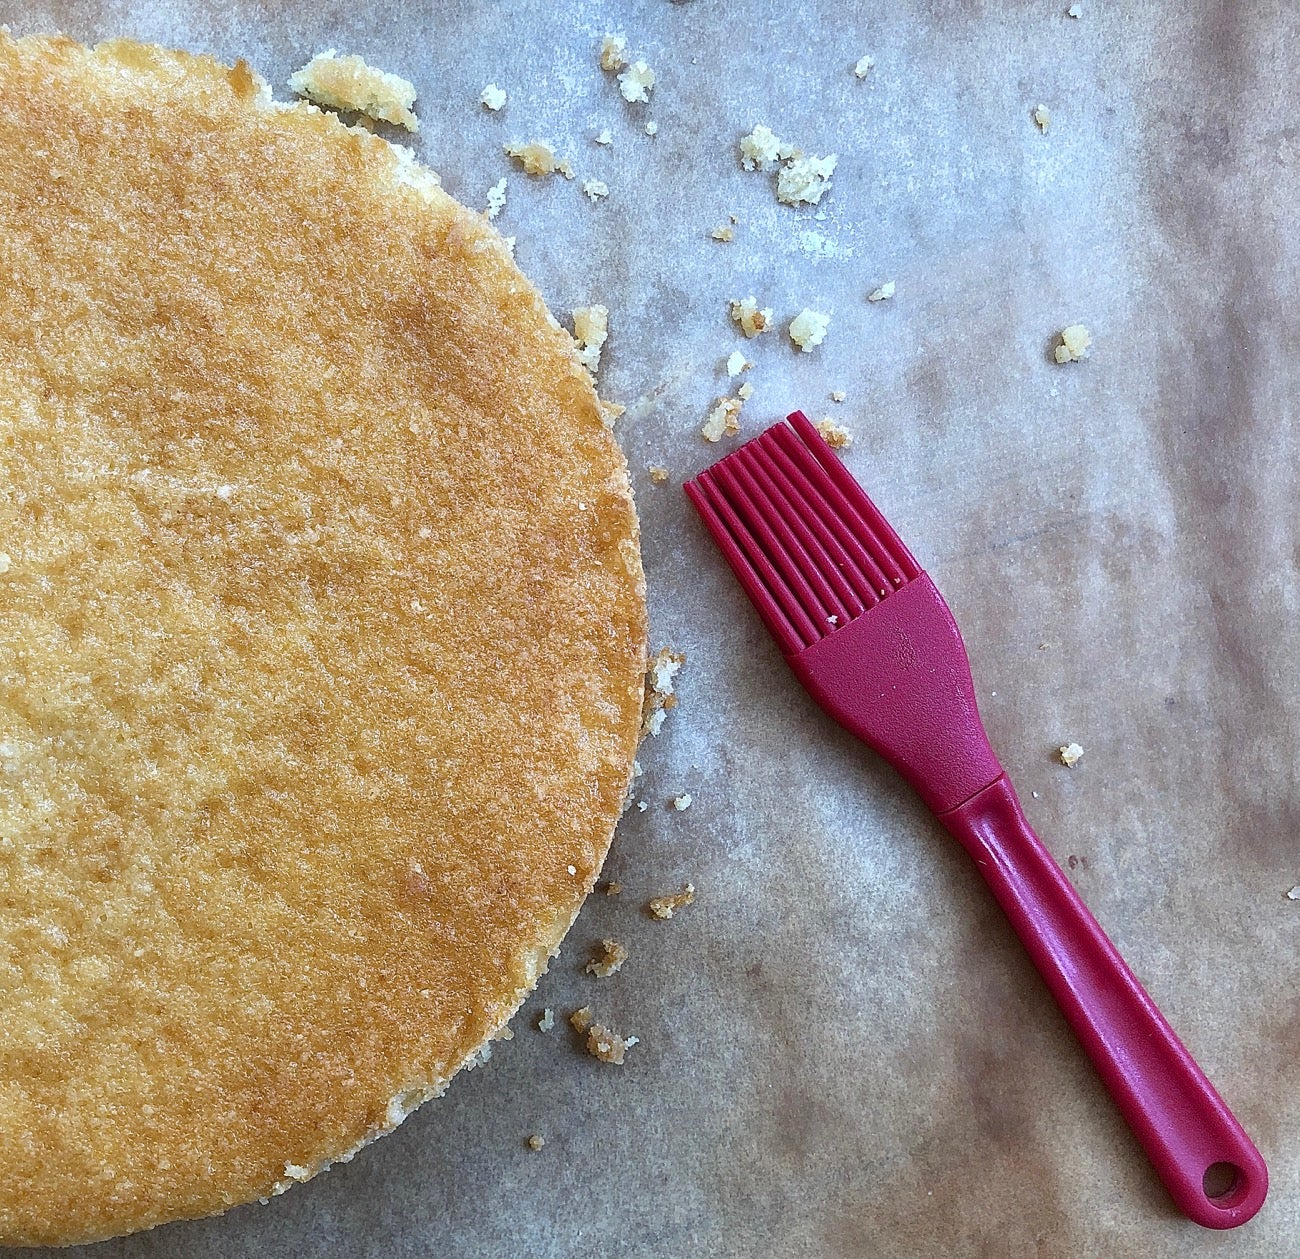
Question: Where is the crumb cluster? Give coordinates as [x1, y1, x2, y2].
[288, 50, 419, 131]
[505, 140, 574, 178]
[572, 305, 609, 374]
[641, 647, 685, 737]
[586, 939, 629, 977]
[739, 124, 837, 205]
[789, 308, 831, 352]
[648, 883, 695, 920]
[570, 1007, 639, 1064]
[1055, 324, 1091, 363]
[815, 417, 854, 450]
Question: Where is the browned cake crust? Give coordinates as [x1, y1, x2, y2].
[0, 34, 646, 1246]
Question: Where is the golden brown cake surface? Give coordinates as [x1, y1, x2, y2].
[0, 33, 645, 1246]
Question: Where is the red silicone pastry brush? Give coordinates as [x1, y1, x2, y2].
[684, 410, 1267, 1229]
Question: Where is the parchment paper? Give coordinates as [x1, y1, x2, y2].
[4, 1, 1298, 1255]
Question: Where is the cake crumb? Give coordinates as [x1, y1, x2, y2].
[527, 1134, 545, 1151]
[726, 350, 751, 377]
[739, 124, 794, 171]
[1286, 886, 1300, 901]
[789, 308, 831, 352]
[830, 390, 846, 403]
[815, 417, 854, 450]
[618, 61, 656, 103]
[729, 296, 773, 337]
[1033, 103, 1051, 133]
[648, 466, 669, 484]
[737, 382, 754, 401]
[584, 1022, 638, 1065]
[867, 280, 896, 303]
[538, 1007, 555, 1032]
[288, 50, 419, 131]
[711, 225, 735, 242]
[480, 83, 507, 111]
[598, 34, 629, 72]
[572, 305, 609, 374]
[1067, 3, 1082, 15]
[854, 55, 875, 79]
[505, 140, 574, 178]
[582, 179, 610, 203]
[644, 120, 659, 136]
[1058, 742, 1085, 768]
[641, 647, 686, 737]
[1054, 324, 1092, 363]
[594, 128, 613, 145]
[636, 800, 647, 811]
[649, 883, 695, 920]
[0, 553, 10, 573]
[598, 399, 625, 427]
[777, 153, 837, 206]
[671, 793, 692, 811]
[586, 939, 629, 977]
[485, 177, 507, 220]
[604, 881, 623, 896]
[701, 396, 744, 442]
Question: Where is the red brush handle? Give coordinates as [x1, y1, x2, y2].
[941, 775, 1268, 1228]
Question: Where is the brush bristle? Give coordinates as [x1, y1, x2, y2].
[684, 411, 921, 653]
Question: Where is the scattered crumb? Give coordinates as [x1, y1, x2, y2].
[737, 381, 754, 401]
[701, 396, 744, 442]
[1067, 3, 1082, 15]
[572, 305, 609, 374]
[570, 1006, 593, 1032]
[867, 280, 896, 303]
[830, 390, 846, 403]
[618, 61, 656, 103]
[594, 128, 613, 145]
[815, 417, 854, 450]
[641, 647, 685, 737]
[648, 465, 669, 483]
[726, 350, 751, 377]
[854, 55, 875, 79]
[777, 153, 837, 206]
[1058, 742, 1085, 768]
[789, 308, 831, 352]
[711, 225, 735, 242]
[538, 1008, 555, 1032]
[739, 124, 794, 171]
[586, 938, 629, 977]
[1054, 324, 1092, 363]
[1287, 886, 1300, 901]
[729, 296, 774, 337]
[599, 33, 629, 72]
[636, 800, 648, 811]
[582, 178, 610, 203]
[671, 793, 692, 811]
[485, 177, 507, 220]
[527, 1134, 545, 1151]
[604, 881, 623, 896]
[505, 140, 574, 178]
[1033, 103, 1051, 133]
[288, 50, 419, 131]
[649, 883, 695, 920]
[644, 120, 659, 136]
[585, 1023, 638, 1065]
[480, 83, 506, 111]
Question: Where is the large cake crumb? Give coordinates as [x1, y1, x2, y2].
[1055, 324, 1091, 363]
[789, 308, 831, 352]
[586, 939, 629, 977]
[730, 296, 773, 337]
[1058, 742, 1085, 767]
[618, 60, 655, 103]
[288, 50, 419, 131]
[649, 883, 695, 920]
[701, 396, 744, 442]
[777, 153, 837, 206]
[570, 1007, 638, 1063]
[572, 305, 609, 374]
[726, 350, 751, 377]
[599, 33, 629, 72]
[815, 417, 854, 449]
[739, 124, 794, 171]
[641, 647, 685, 737]
[505, 140, 574, 178]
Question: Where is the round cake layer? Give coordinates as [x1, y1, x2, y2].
[0, 33, 645, 1246]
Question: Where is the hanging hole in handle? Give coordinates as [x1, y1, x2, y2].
[1202, 1162, 1241, 1202]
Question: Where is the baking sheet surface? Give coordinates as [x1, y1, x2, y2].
[4, 1, 1299, 1255]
